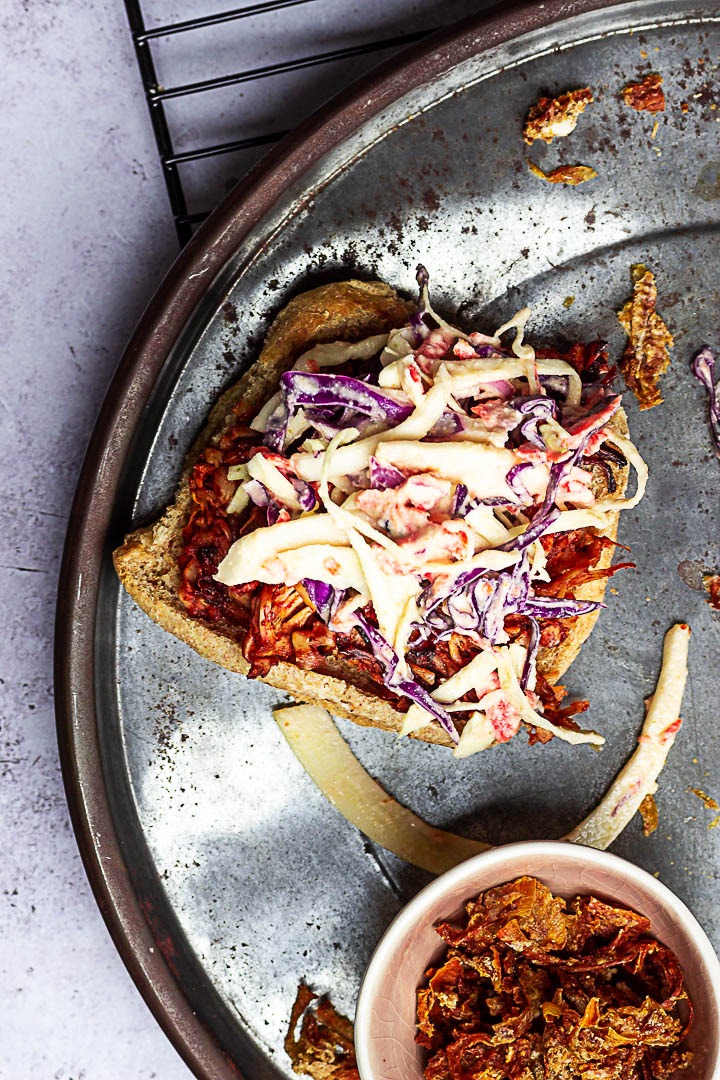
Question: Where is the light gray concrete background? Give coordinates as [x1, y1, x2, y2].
[0, 2, 486, 1077]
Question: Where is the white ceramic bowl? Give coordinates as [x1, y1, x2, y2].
[355, 841, 720, 1080]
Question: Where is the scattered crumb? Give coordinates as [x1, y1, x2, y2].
[617, 265, 674, 409]
[688, 787, 719, 811]
[710, 816, 720, 830]
[702, 574, 720, 610]
[523, 87, 593, 144]
[622, 73, 665, 113]
[527, 160, 597, 185]
[563, 295, 575, 308]
[639, 793, 659, 837]
[681, 101, 689, 113]
[650, 119, 659, 139]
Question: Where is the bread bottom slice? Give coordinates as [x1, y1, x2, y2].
[114, 280, 628, 748]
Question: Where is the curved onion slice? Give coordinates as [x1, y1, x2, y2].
[274, 705, 489, 874]
[565, 622, 690, 848]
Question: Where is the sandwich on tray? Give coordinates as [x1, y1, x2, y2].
[114, 268, 647, 755]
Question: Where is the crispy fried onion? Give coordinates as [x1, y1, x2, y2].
[617, 267, 674, 410]
[285, 984, 359, 1080]
[523, 88, 593, 144]
[526, 161, 598, 185]
[417, 876, 693, 1080]
[622, 73, 665, 113]
[639, 793, 659, 836]
[703, 573, 720, 611]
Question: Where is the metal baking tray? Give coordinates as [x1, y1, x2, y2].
[56, 2, 720, 1077]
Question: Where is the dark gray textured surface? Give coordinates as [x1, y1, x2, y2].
[100, 2, 720, 1075]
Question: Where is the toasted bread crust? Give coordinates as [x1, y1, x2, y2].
[114, 280, 628, 748]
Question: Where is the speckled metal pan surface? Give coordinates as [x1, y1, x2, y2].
[56, 2, 720, 1077]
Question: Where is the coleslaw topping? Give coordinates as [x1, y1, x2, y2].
[212, 269, 647, 749]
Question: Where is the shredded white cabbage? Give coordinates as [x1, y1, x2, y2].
[296, 334, 389, 371]
[465, 506, 513, 547]
[272, 545, 367, 593]
[226, 463, 251, 514]
[420, 283, 471, 342]
[249, 392, 281, 433]
[318, 429, 419, 671]
[497, 650, 605, 747]
[453, 712, 497, 757]
[374, 441, 522, 503]
[432, 649, 499, 704]
[246, 453, 301, 510]
[494, 307, 541, 396]
[379, 326, 415, 368]
[440, 355, 582, 406]
[215, 513, 348, 585]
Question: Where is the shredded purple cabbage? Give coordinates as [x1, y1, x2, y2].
[266, 501, 283, 526]
[501, 507, 559, 553]
[353, 612, 458, 743]
[369, 457, 405, 490]
[692, 345, 720, 460]
[245, 479, 270, 508]
[301, 579, 345, 623]
[265, 371, 412, 451]
[452, 483, 470, 517]
[523, 596, 603, 619]
[506, 461, 533, 502]
[291, 478, 317, 511]
[513, 396, 557, 448]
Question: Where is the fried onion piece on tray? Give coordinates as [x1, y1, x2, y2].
[622, 73, 666, 113]
[286, 984, 359, 1080]
[523, 87, 593, 143]
[639, 792, 659, 836]
[703, 572, 720, 610]
[416, 876, 693, 1080]
[527, 160, 597, 185]
[618, 266, 674, 409]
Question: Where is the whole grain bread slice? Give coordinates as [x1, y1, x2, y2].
[114, 279, 628, 748]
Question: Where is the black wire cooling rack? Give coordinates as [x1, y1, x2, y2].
[123, 0, 439, 246]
